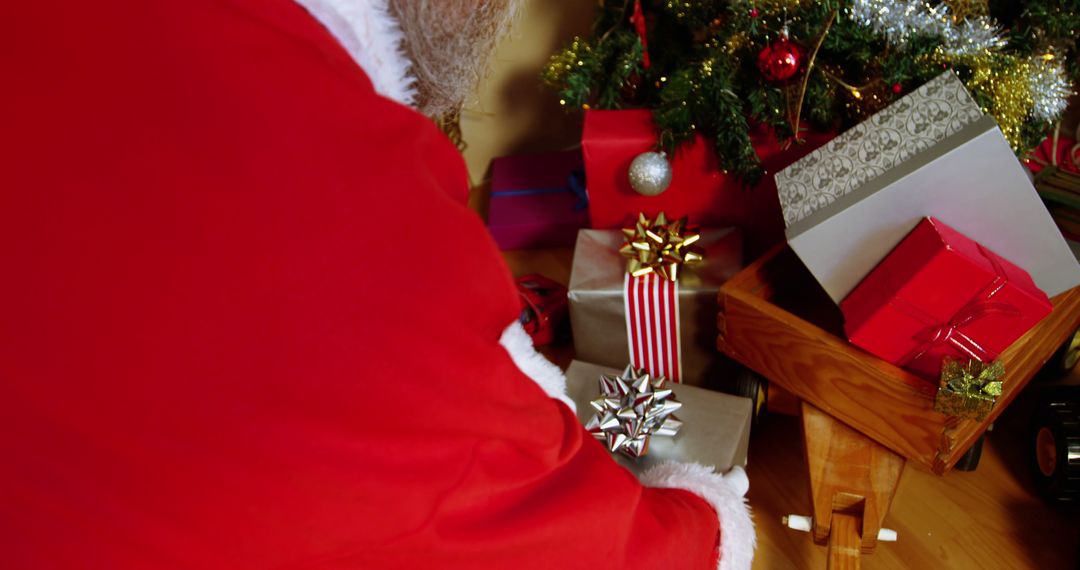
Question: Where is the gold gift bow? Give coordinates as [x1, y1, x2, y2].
[618, 212, 704, 282]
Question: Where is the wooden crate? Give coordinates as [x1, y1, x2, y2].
[717, 244, 1080, 474]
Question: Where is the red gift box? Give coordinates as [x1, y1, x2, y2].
[581, 109, 833, 257]
[840, 217, 1053, 381]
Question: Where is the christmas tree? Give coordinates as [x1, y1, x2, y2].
[543, 0, 1079, 183]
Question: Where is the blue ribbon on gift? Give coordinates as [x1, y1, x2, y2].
[492, 169, 589, 211]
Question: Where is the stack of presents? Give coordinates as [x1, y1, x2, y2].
[485, 70, 1080, 469]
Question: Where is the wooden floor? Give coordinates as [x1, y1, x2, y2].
[748, 401, 1079, 569]
[503, 247, 1080, 570]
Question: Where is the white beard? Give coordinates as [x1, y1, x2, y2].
[293, 0, 518, 118]
[388, 0, 518, 118]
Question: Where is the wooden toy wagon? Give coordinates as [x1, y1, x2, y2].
[716, 244, 1080, 569]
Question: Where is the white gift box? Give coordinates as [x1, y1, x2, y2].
[775, 71, 1080, 303]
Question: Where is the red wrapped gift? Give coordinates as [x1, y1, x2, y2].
[841, 217, 1053, 381]
[1024, 128, 1079, 176]
[581, 109, 832, 257]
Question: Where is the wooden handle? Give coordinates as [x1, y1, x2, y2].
[827, 513, 862, 570]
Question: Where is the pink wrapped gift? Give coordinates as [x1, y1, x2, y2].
[487, 150, 589, 250]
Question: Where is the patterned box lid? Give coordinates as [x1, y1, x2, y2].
[776, 71, 984, 228]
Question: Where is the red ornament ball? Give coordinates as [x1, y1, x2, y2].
[749, 7, 760, 17]
[757, 37, 804, 83]
[892, 82, 902, 94]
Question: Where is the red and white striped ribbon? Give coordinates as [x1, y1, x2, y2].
[623, 272, 682, 383]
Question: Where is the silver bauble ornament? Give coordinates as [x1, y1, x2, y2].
[628, 151, 672, 196]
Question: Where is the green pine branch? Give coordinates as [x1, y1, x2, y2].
[543, 0, 1080, 183]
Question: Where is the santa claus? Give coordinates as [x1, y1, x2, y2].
[0, 1, 754, 568]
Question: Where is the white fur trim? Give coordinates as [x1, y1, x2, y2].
[499, 321, 575, 412]
[640, 463, 755, 570]
[292, 0, 417, 106]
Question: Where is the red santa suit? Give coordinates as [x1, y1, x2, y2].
[0, 1, 754, 568]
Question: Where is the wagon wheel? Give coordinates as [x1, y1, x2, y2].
[952, 434, 985, 472]
[1040, 327, 1080, 381]
[732, 367, 768, 430]
[1031, 389, 1080, 502]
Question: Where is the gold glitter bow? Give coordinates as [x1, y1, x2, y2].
[933, 358, 1005, 421]
[619, 212, 704, 281]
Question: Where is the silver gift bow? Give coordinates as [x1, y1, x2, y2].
[585, 365, 682, 458]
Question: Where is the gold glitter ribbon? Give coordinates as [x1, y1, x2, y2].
[933, 358, 1004, 421]
[619, 212, 704, 281]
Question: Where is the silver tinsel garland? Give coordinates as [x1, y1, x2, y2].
[849, 0, 1005, 56]
[1028, 59, 1074, 123]
[850, 0, 1073, 125]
